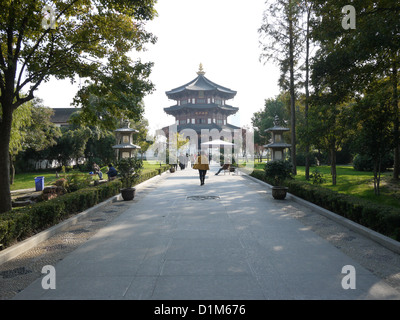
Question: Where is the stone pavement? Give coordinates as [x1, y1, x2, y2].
[6, 165, 400, 300]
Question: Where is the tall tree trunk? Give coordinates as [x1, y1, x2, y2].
[392, 59, 399, 180]
[304, 5, 311, 181]
[0, 105, 13, 213]
[9, 153, 15, 185]
[330, 147, 337, 186]
[289, 0, 297, 175]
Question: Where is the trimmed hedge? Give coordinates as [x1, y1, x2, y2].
[250, 169, 400, 241]
[0, 180, 122, 250]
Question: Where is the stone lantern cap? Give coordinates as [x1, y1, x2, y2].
[115, 127, 139, 133]
[265, 115, 290, 133]
[263, 115, 291, 149]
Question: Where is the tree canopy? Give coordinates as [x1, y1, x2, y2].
[0, 0, 157, 213]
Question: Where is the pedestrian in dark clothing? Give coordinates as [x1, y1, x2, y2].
[107, 164, 118, 181]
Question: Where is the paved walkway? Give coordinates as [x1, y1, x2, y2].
[10, 165, 400, 299]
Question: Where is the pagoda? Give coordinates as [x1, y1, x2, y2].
[162, 64, 241, 149]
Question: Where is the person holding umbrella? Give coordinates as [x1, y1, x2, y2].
[193, 151, 210, 186]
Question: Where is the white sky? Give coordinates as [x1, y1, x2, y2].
[36, 0, 281, 134]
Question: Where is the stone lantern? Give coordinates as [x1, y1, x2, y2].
[264, 115, 291, 161]
[112, 120, 141, 159]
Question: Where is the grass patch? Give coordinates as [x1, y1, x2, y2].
[253, 163, 400, 209]
[10, 172, 58, 191]
[11, 161, 167, 191]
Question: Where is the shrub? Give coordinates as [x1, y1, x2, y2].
[353, 153, 394, 172]
[310, 169, 326, 185]
[0, 179, 122, 250]
[117, 157, 143, 189]
[264, 160, 292, 186]
[286, 180, 400, 241]
[296, 152, 317, 166]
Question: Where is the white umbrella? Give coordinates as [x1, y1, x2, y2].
[201, 139, 235, 146]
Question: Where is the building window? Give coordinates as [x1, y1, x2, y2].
[181, 99, 188, 105]
[207, 98, 211, 104]
[215, 99, 221, 105]
[199, 91, 204, 98]
[217, 119, 223, 125]
[192, 98, 195, 104]
[178, 101, 181, 106]
[187, 118, 190, 124]
[224, 119, 227, 125]
[192, 119, 195, 124]
[197, 99, 205, 104]
[199, 119, 207, 124]
[208, 118, 211, 124]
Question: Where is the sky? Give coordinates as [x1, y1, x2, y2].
[36, 0, 281, 134]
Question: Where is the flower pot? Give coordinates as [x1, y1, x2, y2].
[121, 187, 136, 201]
[271, 186, 288, 200]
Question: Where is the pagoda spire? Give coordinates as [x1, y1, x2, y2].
[197, 63, 205, 75]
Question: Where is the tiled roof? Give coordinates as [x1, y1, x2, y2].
[166, 74, 237, 100]
[50, 108, 81, 124]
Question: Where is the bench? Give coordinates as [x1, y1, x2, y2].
[222, 164, 231, 175]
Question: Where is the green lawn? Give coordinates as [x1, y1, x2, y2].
[254, 163, 400, 209]
[10, 172, 59, 191]
[11, 161, 168, 191]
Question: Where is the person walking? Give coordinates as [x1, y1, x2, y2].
[193, 151, 210, 186]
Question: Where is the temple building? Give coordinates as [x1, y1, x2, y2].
[162, 64, 242, 152]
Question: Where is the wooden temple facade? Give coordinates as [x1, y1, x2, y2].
[162, 65, 242, 152]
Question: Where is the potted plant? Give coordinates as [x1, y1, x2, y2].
[117, 156, 143, 201]
[264, 160, 292, 200]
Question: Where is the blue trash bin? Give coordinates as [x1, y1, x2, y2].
[34, 176, 45, 191]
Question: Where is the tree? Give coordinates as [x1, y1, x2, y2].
[298, 0, 315, 180]
[71, 58, 155, 131]
[130, 118, 153, 158]
[310, 0, 400, 179]
[22, 99, 61, 152]
[352, 79, 394, 195]
[8, 102, 32, 184]
[84, 129, 116, 167]
[259, 0, 304, 174]
[12, 98, 61, 174]
[0, 0, 157, 213]
[307, 97, 354, 185]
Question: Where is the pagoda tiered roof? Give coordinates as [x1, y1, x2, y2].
[164, 103, 238, 116]
[166, 73, 237, 100]
[162, 122, 242, 135]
